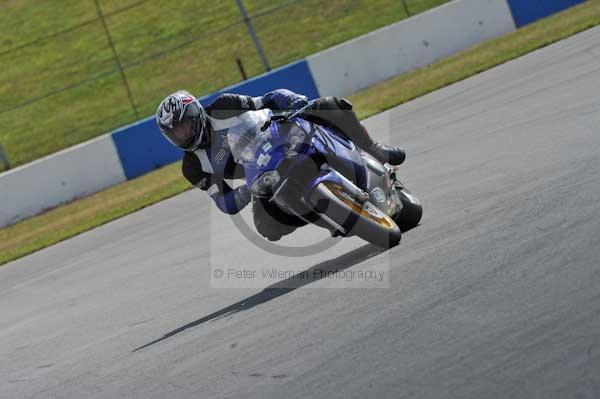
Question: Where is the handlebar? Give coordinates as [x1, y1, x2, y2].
[260, 100, 316, 131]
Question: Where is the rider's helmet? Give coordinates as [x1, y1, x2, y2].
[155, 90, 209, 151]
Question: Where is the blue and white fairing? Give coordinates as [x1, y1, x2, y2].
[226, 109, 286, 188]
[227, 109, 369, 198]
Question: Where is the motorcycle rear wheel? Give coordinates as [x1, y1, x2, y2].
[395, 188, 423, 232]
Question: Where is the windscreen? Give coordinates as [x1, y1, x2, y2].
[226, 109, 272, 163]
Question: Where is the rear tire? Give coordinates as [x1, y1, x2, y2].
[307, 182, 401, 248]
[395, 189, 422, 232]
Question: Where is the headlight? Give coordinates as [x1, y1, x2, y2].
[288, 127, 305, 147]
[250, 170, 280, 197]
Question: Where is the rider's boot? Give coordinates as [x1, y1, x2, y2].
[366, 141, 406, 166]
[358, 125, 406, 165]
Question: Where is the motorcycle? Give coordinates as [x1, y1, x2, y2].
[227, 102, 422, 248]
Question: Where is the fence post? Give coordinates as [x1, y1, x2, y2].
[94, 0, 139, 119]
[236, 58, 248, 80]
[235, 0, 271, 72]
[401, 0, 411, 17]
[0, 143, 10, 171]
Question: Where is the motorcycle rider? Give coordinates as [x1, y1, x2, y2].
[155, 89, 405, 241]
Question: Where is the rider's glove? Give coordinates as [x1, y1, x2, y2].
[289, 96, 309, 111]
[234, 185, 251, 210]
[262, 89, 308, 111]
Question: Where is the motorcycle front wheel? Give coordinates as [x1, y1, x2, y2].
[307, 181, 401, 248]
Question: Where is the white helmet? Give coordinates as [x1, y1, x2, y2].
[155, 90, 208, 151]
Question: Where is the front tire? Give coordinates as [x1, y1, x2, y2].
[307, 181, 401, 248]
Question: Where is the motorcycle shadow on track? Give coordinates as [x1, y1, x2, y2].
[133, 243, 387, 352]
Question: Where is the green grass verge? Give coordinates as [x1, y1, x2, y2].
[2, 0, 600, 266]
[0, 0, 447, 169]
[349, 0, 600, 119]
[0, 162, 190, 265]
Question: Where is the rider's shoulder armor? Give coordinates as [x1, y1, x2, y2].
[181, 131, 243, 190]
[181, 93, 260, 188]
[206, 93, 257, 120]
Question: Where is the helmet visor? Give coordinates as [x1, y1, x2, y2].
[165, 119, 194, 148]
[163, 100, 203, 149]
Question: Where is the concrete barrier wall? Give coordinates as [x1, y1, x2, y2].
[112, 60, 319, 180]
[0, 135, 126, 227]
[1, 0, 586, 227]
[306, 0, 516, 98]
[0, 60, 319, 227]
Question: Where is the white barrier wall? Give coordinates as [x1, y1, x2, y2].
[306, 0, 516, 98]
[0, 0, 520, 228]
[0, 135, 126, 227]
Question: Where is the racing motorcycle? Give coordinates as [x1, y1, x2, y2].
[227, 102, 422, 248]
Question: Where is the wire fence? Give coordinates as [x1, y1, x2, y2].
[0, 0, 301, 118]
[0, 0, 449, 170]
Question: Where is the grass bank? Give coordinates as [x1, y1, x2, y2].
[0, 0, 446, 169]
[2, 0, 599, 266]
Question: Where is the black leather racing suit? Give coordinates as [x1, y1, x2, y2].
[181, 89, 395, 241]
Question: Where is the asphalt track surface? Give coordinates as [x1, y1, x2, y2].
[2, 27, 600, 399]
